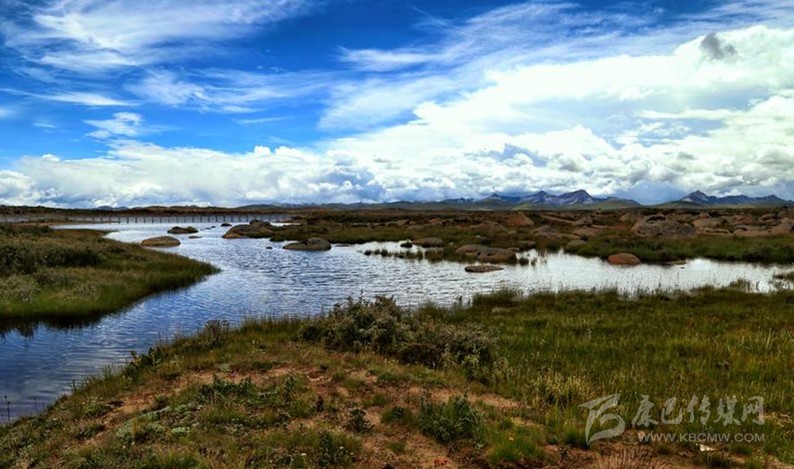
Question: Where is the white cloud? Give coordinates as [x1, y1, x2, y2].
[1, 2, 793, 206]
[15, 141, 387, 207]
[0, 88, 133, 107]
[85, 112, 144, 139]
[324, 0, 794, 130]
[235, 116, 289, 125]
[2, 0, 315, 73]
[127, 69, 331, 113]
[0, 171, 44, 205]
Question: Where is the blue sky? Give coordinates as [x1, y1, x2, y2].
[0, 0, 793, 207]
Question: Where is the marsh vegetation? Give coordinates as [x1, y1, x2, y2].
[0, 225, 216, 321]
[3, 287, 792, 467]
[261, 208, 794, 265]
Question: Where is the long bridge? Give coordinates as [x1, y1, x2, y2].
[0, 212, 285, 224]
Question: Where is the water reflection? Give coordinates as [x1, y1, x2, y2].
[0, 221, 790, 421]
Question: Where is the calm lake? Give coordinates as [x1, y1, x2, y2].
[0, 221, 790, 421]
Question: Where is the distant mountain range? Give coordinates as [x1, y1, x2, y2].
[483, 190, 639, 209]
[235, 190, 791, 212]
[17, 190, 787, 213]
[670, 191, 791, 208]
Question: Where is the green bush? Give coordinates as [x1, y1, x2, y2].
[301, 296, 496, 378]
[0, 234, 101, 277]
[418, 395, 483, 443]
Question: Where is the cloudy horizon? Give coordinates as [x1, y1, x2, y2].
[1, 0, 793, 208]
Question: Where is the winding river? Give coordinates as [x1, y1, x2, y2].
[0, 221, 790, 421]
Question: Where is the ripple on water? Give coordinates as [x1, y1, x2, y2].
[0, 221, 790, 421]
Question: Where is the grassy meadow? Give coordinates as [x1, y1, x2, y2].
[565, 233, 794, 264]
[2, 287, 793, 468]
[0, 225, 217, 321]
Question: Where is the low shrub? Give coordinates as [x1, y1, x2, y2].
[418, 395, 483, 443]
[301, 296, 496, 378]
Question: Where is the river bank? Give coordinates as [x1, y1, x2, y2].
[0, 225, 217, 322]
[2, 287, 793, 468]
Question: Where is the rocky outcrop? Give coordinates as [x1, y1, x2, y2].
[572, 227, 601, 240]
[770, 221, 793, 236]
[540, 214, 575, 226]
[469, 221, 508, 234]
[607, 253, 641, 266]
[696, 228, 731, 237]
[456, 244, 483, 255]
[504, 212, 534, 228]
[573, 215, 593, 226]
[566, 240, 587, 249]
[619, 212, 641, 224]
[455, 244, 516, 263]
[733, 227, 769, 238]
[222, 220, 275, 239]
[412, 237, 444, 248]
[167, 226, 198, 235]
[283, 238, 332, 251]
[631, 216, 696, 238]
[727, 214, 756, 225]
[465, 265, 504, 273]
[531, 225, 558, 236]
[140, 236, 181, 247]
[692, 217, 724, 229]
[476, 248, 515, 263]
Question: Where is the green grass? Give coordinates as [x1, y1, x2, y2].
[567, 233, 794, 264]
[0, 225, 217, 321]
[2, 288, 793, 467]
[429, 287, 794, 461]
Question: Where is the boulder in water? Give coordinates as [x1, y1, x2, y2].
[283, 238, 332, 251]
[168, 226, 198, 235]
[223, 220, 275, 239]
[465, 265, 504, 273]
[412, 237, 444, 247]
[454, 244, 516, 263]
[141, 236, 181, 248]
[607, 253, 641, 266]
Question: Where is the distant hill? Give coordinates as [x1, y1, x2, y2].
[660, 191, 792, 208]
[237, 190, 639, 211]
[486, 190, 639, 210]
[486, 190, 601, 205]
[6, 190, 789, 215]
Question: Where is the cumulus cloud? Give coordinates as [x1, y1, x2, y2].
[0, 1, 793, 206]
[0, 171, 44, 205]
[324, 0, 794, 130]
[700, 33, 738, 60]
[14, 142, 386, 207]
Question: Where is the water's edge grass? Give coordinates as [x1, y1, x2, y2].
[0, 225, 218, 323]
[2, 287, 792, 468]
